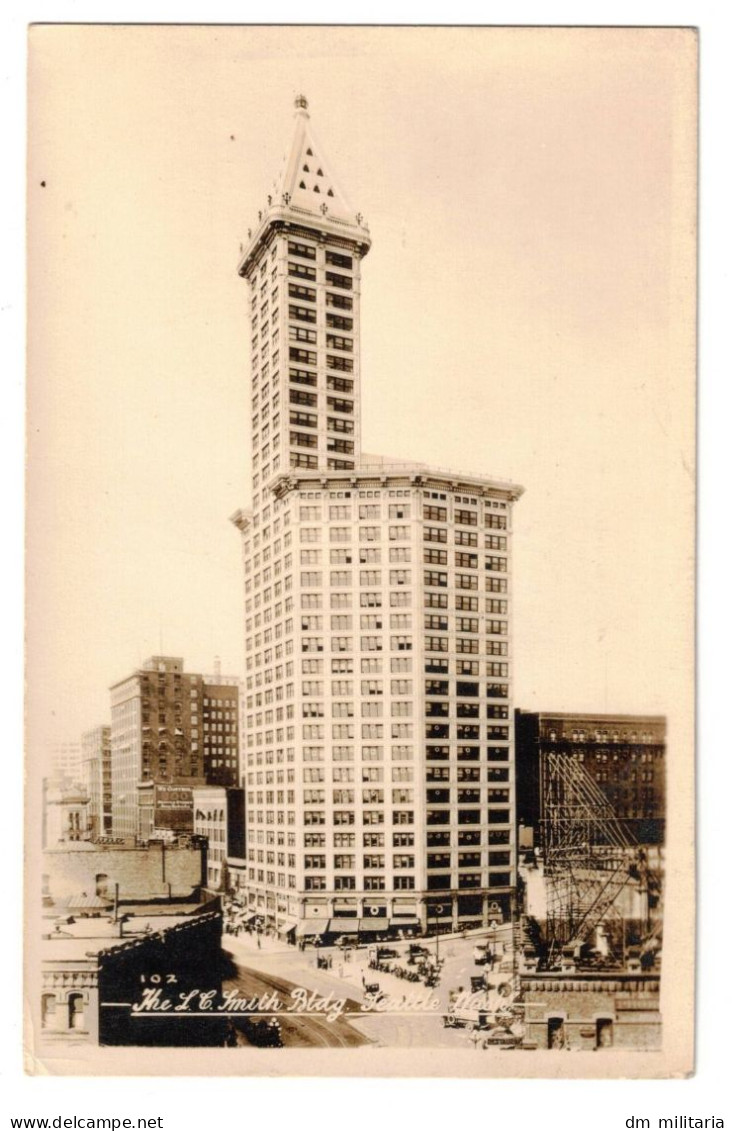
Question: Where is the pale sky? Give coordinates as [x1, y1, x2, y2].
[26, 26, 696, 763]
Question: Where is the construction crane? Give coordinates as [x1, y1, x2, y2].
[539, 751, 640, 969]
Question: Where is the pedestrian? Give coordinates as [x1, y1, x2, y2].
[257, 933, 261, 949]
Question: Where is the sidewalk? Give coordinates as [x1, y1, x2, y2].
[221, 929, 517, 1049]
[222, 929, 487, 1013]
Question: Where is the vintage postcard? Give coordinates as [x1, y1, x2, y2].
[25, 24, 696, 1077]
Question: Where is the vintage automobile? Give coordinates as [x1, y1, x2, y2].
[442, 1007, 491, 1031]
[473, 944, 488, 966]
[334, 935, 359, 949]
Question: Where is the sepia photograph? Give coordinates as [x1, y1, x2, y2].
[24, 24, 696, 1077]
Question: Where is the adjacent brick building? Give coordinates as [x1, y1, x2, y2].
[110, 656, 242, 840]
[515, 710, 666, 847]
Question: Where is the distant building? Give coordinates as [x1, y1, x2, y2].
[192, 785, 247, 892]
[110, 656, 242, 841]
[515, 710, 666, 847]
[49, 741, 83, 787]
[42, 777, 91, 848]
[81, 725, 112, 838]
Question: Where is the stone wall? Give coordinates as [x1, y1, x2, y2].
[43, 843, 205, 902]
[520, 972, 661, 1050]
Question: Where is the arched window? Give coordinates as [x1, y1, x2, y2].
[68, 993, 85, 1030]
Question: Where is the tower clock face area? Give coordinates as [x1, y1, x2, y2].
[237, 98, 522, 939]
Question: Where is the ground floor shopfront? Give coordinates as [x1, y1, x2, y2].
[238, 889, 513, 944]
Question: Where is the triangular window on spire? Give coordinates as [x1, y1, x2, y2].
[306, 147, 313, 156]
[317, 168, 323, 176]
[303, 164, 310, 172]
[313, 185, 320, 193]
[327, 189, 334, 197]
[299, 180, 306, 189]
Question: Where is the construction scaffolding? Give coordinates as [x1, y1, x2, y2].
[539, 751, 639, 968]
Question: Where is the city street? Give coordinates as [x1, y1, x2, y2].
[223, 925, 518, 1049]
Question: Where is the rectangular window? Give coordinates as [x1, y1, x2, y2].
[325, 271, 352, 291]
[326, 334, 353, 352]
[290, 367, 318, 387]
[326, 313, 353, 332]
[289, 283, 316, 302]
[289, 347, 317, 366]
[288, 240, 316, 260]
[289, 325, 317, 344]
[289, 304, 317, 324]
[290, 388, 318, 408]
[326, 292, 353, 311]
[325, 250, 353, 270]
[288, 261, 317, 283]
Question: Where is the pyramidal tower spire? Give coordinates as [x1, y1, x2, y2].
[238, 97, 371, 478]
[272, 94, 360, 226]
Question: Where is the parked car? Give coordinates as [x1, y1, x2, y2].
[443, 1007, 491, 1031]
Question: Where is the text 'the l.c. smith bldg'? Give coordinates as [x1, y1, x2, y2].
[231, 96, 524, 941]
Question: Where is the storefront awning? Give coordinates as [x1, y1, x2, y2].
[296, 918, 330, 937]
[329, 919, 359, 934]
[277, 918, 298, 934]
[358, 918, 389, 933]
[389, 917, 420, 928]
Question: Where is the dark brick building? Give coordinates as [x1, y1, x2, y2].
[515, 710, 666, 847]
[111, 656, 242, 840]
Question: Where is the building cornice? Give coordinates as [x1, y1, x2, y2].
[267, 464, 524, 502]
[238, 207, 371, 278]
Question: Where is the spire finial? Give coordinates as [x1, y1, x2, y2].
[295, 94, 309, 112]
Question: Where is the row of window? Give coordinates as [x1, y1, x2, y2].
[304, 876, 415, 890]
[244, 826, 510, 849]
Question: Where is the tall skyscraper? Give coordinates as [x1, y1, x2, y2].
[110, 655, 242, 841]
[233, 98, 524, 938]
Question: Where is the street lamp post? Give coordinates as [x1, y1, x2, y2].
[434, 905, 444, 964]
